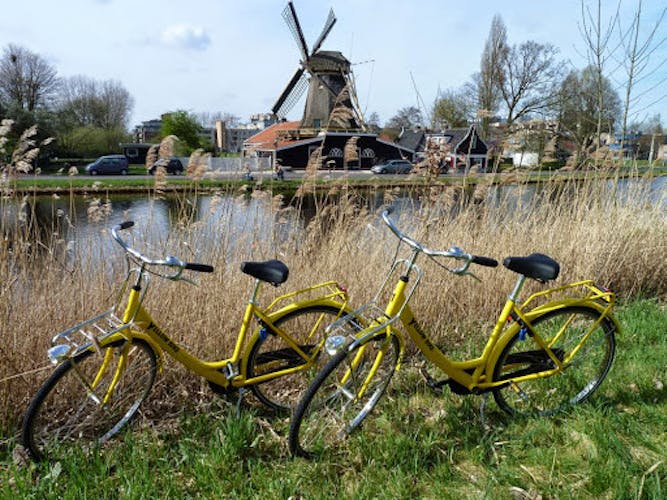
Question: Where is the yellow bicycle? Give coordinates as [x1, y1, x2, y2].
[21, 221, 351, 461]
[289, 208, 620, 457]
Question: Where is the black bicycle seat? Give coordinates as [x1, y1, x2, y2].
[240, 260, 289, 285]
[503, 253, 560, 282]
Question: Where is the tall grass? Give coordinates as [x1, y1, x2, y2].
[1, 150, 666, 458]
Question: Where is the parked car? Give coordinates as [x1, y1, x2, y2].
[85, 155, 129, 176]
[148, 157, 184, 175]
[370, 159, 413, 174]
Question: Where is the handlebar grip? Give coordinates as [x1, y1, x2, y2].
[119, 220, 134, 230]
[471, 255, 498, 267]
[185, 263, 214, 273]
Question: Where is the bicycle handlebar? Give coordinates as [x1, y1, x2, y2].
[381, 207, 498, 273]
[111, 221, 214, 279]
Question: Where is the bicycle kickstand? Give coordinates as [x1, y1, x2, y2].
[479, 393, 490, 432]
[235, 387, 248, 418]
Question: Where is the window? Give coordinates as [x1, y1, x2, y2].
[328, 147, 343, 157]
[361, 148, 375, 158]
[313, 119, 321, 129]
[126, 148, 139, 158]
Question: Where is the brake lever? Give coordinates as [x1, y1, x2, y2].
[178, 276, 198, 286]
[462, 271, 481, 282]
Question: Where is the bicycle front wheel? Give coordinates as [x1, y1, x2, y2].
[289, 331, 400, 458]
[246, 305, 347, 412]
[492, 306, 616, 417]
[22, 338, 157, 461]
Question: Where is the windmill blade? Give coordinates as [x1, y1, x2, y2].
[272, 67, 308, 118]
[282, 1, 309, 62]
[310, 8, 336, 56]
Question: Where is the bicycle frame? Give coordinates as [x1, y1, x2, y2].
[331, 210, 621, 397]
[67, 272, 349, 393]
[48, 254, 349, 403]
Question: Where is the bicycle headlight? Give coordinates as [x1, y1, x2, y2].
[325, 335, 346, 356]
[47, 344, 71, 365]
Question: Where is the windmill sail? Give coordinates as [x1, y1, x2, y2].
[311, 8, 336, 55]
[272, 68, 308, 118]
[282, 1, 309, 61]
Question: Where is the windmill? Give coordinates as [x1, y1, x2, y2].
[272, 1, 365, 131]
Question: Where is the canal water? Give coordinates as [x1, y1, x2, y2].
[2, 176, 665, 266]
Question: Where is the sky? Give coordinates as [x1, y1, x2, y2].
[2, 0, 665, 130]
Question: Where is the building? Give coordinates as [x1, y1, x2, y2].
[119, 143, 156, 164]
[243, 121, 413, 170]
[133, 119, 162, 143]
[398, 125, 489, 172]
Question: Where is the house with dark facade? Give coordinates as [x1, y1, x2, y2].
[119, 143, 156, 164]
[398, 125, 488, 172]
[243, 121, 413, 170]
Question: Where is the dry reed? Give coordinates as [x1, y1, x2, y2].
[0, 168, 665, 438]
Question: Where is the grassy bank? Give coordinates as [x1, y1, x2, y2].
[5, 164, 667, 196]
[0, 171, 665, 496]
[1, 299, 665, 497]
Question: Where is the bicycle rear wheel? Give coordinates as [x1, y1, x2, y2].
[247, 305, 346, 412]
[22, 338, 157, 461]
[492, 306, 616, 417]
[289, 331, 400, 458]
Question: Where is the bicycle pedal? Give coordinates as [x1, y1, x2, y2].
[420, 367, 447, 393]
[224, 362, 240, 380]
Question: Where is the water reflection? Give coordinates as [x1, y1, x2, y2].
[2, 176, 665, 263]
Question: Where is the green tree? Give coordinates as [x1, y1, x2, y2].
[385, 106, 423, 130]
[161, 111, 202, 152]
[432, 88, 473, 129]
[558, 65, 621, 153]
[474, 14, 507, 135]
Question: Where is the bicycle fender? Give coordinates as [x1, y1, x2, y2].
[239, 299, 352, 376]
[484, 299, 620, 381]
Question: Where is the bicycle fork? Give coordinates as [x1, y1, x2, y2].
[70, 342, 130, 408]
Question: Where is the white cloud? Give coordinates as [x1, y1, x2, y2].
[159, 25, 211, 51]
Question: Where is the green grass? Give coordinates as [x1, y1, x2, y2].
[8, 165, 666, 197]
[2, 299, 665, 498]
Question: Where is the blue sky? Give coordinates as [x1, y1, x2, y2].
[2, 0, 665, 129]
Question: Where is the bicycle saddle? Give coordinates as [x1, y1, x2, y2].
[241, 259, 289, 286]
[502, 253, 560, 282]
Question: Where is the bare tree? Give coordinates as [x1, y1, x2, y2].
[386, 106, 423, 129]
[578, 0, 622, 152]
[616, 0, 667, 155]
[57, 76, 133, 130]
[98, 80, 134, 130]
[196, 111, 240, 128]
[497, 41, 565, 125]
[0, 44, 59, 112]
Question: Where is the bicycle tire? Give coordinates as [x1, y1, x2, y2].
[492, 305, 616, 417]
[246, 305, 345, 412]
[289, 331, 400, 458]
[22, 338, 157, 461]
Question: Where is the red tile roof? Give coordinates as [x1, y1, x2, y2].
[244, 121, 301, 151]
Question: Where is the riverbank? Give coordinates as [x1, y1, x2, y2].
[5, 165, 667, 196]
[1, 170, 665, 497]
